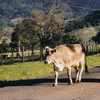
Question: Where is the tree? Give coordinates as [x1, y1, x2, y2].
[12, 18, 40, 61]
[0, 37, 11, 53]
[12, 18, 39, 57]
[30, 1, 70, 61]
[92, 32, 100, 43]
[13, 18, 38, 45]
[65, 19, 84, 33]
[12, 0, 75, 61]
[62, 33, 83, 44]
[83, 11, 100, 27]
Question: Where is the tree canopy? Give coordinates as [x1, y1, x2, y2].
[12, 18, 39, 47]
[92, 32, 100, 43]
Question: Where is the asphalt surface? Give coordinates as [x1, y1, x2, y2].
[0, 66, 100, 100]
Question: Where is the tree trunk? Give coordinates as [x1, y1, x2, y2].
[18, 41, 21, 52]
[40, 39, 44, 61]
[40, 46, 43, 61]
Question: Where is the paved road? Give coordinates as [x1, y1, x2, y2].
[0, 66, 100, 100]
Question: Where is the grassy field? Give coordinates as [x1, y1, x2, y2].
[0, 54, 100, 81]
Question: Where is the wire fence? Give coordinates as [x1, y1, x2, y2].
[85, 44, 100, 56]
[0, 46, 41, 65]
[0, 44, 100, 65]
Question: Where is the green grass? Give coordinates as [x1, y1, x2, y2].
[0, 61, 54, 81]
[86, 54, 100, 68]
[0, 54, 100, 81]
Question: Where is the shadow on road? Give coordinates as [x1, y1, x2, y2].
[0, 78, 100, 88]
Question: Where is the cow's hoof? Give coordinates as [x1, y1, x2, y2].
[68, 82, 73, 85]
[53, 83, 57, 87]
[77, 80, 81, 83]
[75, 79, 81, 83]
[75, 80, 78, 83]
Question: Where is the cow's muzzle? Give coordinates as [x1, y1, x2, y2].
[44, 60, 48, 64]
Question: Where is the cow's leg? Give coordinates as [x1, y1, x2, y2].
[74, 66, 79, 83]
[78, 62, 84, 83]
[53, 66, 58, 86]
[67, 68, 73, 85]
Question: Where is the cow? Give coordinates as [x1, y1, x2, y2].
[44, 44, 89, 86]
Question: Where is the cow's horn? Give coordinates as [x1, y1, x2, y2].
[45, 46, 49, 50]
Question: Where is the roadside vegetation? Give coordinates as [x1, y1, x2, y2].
[0, 54, 100, 82]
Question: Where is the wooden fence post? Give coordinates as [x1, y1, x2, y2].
[12, 48, 14, 63]
[31, 46, 34, 61]
[92, 44, 94, 55]
[96, 44, 98, 54]
[99, 45, 100, 53]
[1, 48, 3, 65]
[90, 46, 91, 54]
[22, 46, 25, 62]
[86, 45, 88, 56]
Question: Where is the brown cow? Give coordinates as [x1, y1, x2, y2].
[44, 44, 88, 86]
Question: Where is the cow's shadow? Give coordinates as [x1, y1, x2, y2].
[0, 78, 100, 88]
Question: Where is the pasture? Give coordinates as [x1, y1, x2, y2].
[0, 54, 100, 82]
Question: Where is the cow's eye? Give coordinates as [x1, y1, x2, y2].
[45, 51, 50, 57]
[46, 51, 49, 55]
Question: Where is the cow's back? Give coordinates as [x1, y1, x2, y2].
[54, 44, 85, 65]
[55, 44, 83, 56]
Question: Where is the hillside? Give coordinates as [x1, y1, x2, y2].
[1, 0, 100, 19]
[1, 0, 100, 31]
[1, 0, 100, 43]
[0, 0, 53, 31]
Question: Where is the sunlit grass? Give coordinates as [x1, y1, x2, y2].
[0, 54, 100, 81]
[86, 54, 100, 68]
[0, 61, 53, 81]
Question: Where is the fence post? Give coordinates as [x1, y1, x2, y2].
[31, 46, 34, 61]
[1, 48, 3, 65]
[86, 45, 88, 56]
[99, 45, 100, 53]
[96, 44, 98, 54]
[12, 48, 14, 63]
[22, 46, 25, 62]
[90, 46, 91, 55]
[92, 44, 94, 55]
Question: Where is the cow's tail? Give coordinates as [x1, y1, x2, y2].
[81, 44, 89, 73]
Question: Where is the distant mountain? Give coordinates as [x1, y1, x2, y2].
[0, 0, 53, 20]
[0, 0, 53, 31]
[0, 0, 100, 31]
[1, 0, 100, 20]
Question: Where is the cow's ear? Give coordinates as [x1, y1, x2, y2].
[51, 49, 56, 54]
[45, 46, 52, 56]
[45, 46, 52, 51]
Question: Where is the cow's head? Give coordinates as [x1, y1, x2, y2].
[44, 46, 56, 64]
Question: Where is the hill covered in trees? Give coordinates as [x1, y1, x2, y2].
[1, 0, 100, 31]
